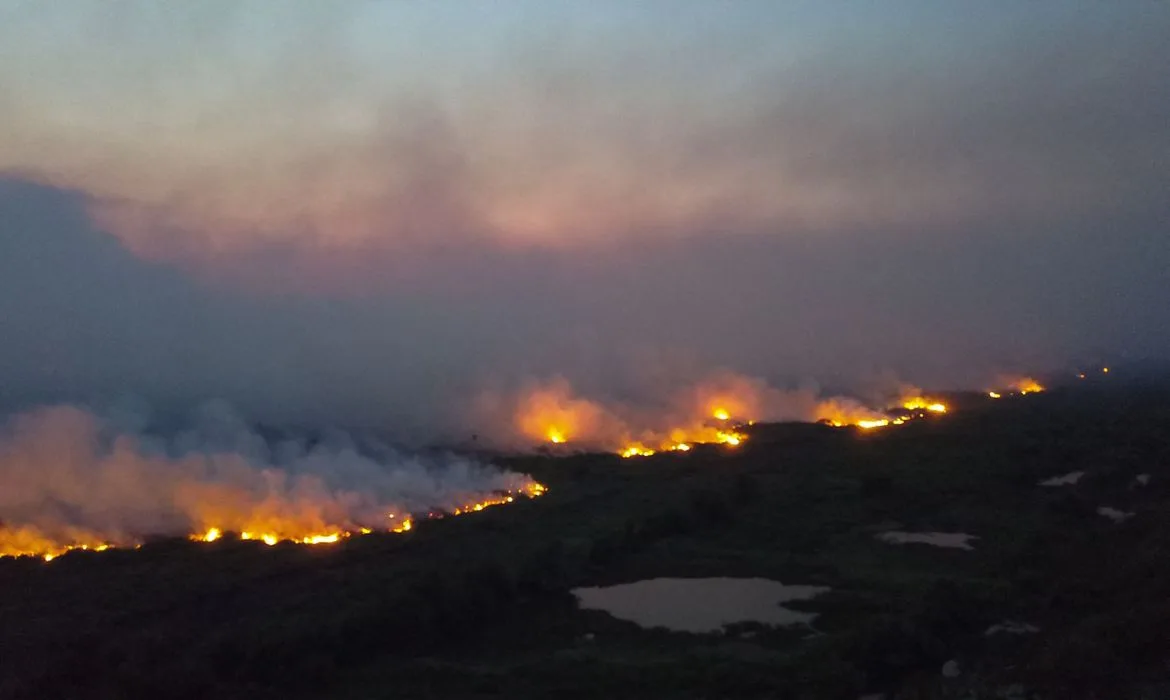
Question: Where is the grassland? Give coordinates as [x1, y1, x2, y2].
[2, 383, 1168, 699]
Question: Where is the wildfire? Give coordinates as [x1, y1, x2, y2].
[621, 444, 657, 458]
[511, 371, 1047, 457]
[4, 483, 546, 563]
[901, 397, 947, 413]
[717, 430, 742, 446]
[1015, 378, 1045, 394]
[816, 397, 891, 431]
[618, 426, 746, 459]
[988, 377, 1045, 397]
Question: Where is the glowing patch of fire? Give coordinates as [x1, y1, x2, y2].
[5, 483, 546, 562]
[901, 397, 948, 413]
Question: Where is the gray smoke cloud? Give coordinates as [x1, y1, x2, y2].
[1, 174, 1168, 443]
[0, 3, 1168, 440]
[0, 399, 538, 557]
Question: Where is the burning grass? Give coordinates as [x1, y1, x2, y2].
[0, 405, 547, 562]
[2, 483, 548, 562]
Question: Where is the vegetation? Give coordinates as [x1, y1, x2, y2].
[2, 384, 1168, 699]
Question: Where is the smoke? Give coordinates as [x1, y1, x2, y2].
[0, 401, 539, 558]
[473, 370, 907, 452]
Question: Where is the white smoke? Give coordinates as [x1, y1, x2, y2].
[0, 401, 538, 556]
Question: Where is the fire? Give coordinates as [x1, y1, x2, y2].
[391, 518, 413, 533]
[902, 397, 947, 413]
[815, 397, 890, 430]
[988, 377, 1044, 398]
[196, 485, 547, 551]
[712, 408, 731, 422]
[513, 377, 618, 448]
[0, 403, 551, 564]
[619, 425, 745, 458]
[0, 525, 118, 562]
[621, 444, 657, 458]
[1015, 378, 1044, 394]
[717, 431, 742, 446]
[5, 482, 547, 562]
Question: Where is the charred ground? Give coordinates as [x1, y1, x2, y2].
[2, 383, 1169, 699]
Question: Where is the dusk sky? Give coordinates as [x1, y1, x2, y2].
[1, 2, 1167, 437]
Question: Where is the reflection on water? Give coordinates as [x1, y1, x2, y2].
[1039, 471, 1084, 486]
[572, 577, 829, 633]
[1097, 506, 1134, 522]
[876, 531, 976, 550]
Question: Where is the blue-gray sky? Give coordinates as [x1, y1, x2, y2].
[1, 2, 1167, 436]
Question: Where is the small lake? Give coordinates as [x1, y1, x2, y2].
[876, 531, 976, 549]
[572, 577, 829, 633]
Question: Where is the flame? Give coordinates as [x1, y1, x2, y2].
[1102, 367, 1110, 374]
[901, 397, 947, 413]
[0, 525, 118, 562]
[507, 371, 1038, 456]
[815, 398, 889, 430]
[621, 444, 657, 458]
[391, 518, 413, 533]
[1014, 378, 1045, 394]
[4, 483, 546, 562]
[513, 377, 618, 448]
[0, 404, 551, 563]
[988, 377, 1044, 397]
[717, 431, 742, 446]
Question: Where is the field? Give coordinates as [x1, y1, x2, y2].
[2, 383, 1168, 699]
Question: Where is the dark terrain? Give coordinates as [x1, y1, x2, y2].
[2, 382, 1168, 699]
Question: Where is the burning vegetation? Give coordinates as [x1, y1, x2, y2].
[988, 376, 1046, 398]
[1, 368, 1067, 562]
[506, 369, 1066, 456]
[508, 374, 974, 455]
[0, 405, 546, 562]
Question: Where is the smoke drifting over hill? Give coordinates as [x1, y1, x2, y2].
[1, 175, 1167, 440]
[1, 4, 1168, 438]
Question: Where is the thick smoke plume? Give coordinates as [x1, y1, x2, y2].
[0, 402, 540, 559]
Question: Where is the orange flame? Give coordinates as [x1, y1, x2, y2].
[4, 483, 546, 562]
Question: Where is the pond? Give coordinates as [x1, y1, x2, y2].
[876, 531, 977, 550]
[572, 577, 830, 633]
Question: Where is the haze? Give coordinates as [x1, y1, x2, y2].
[1, 1, 1167, 440]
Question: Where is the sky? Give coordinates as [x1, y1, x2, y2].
[1, 1, 1168, 439]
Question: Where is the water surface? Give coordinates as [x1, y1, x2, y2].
[572, 577, 829, 633]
